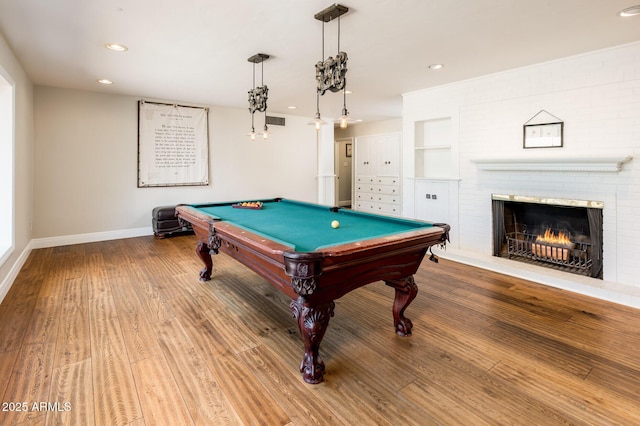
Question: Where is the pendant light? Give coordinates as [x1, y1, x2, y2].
[248, 53, 269, 140]
[310, 4, 350, 130]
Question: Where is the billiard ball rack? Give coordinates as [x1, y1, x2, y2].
[231, 201, 263, 210]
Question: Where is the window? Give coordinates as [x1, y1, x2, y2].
[0, 67, 14, 266]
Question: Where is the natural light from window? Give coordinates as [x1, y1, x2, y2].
[0, 68, 14, 266]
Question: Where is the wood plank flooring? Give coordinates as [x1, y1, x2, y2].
[1, 235, 639, 425]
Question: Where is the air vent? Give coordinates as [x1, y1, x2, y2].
[266, 116, 285, 126]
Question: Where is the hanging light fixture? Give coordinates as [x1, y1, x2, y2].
[310, 91, 327, 130]
[248, 53, 270, 140]
[339, 87, 349, 129]
[310, 3, 350, 130]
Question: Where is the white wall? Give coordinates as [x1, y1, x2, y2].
[0, 33, 34, 302]
[33, 87, 319, 240]
[334, 118, 402, 139]
[403, 41, 640, 307]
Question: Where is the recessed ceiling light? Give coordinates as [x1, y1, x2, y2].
[105, 43, 128, 52]
[97, 79, 113, 85]
[428, 64, 444, 70]
[288, 106, 297, 109]
[619, 5, 640, 16]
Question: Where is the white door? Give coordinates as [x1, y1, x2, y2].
[334, 138, 353, 207]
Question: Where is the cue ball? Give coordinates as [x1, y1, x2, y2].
[331, 220, 340, 229]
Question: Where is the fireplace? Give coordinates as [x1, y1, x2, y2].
[492, 194, 603, 279]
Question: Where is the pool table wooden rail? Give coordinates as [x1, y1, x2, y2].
[176, 203, 450, 383]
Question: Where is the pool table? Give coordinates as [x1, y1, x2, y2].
[176, 198, 450, 384]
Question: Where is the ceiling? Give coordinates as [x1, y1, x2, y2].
[1, 0, 639, 123]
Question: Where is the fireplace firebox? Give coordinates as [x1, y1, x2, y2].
[492, 194, 603, 279]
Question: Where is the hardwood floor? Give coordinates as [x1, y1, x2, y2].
[1, 234, 639, 425]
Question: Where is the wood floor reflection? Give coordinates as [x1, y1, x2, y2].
[1, 235, 639, 425]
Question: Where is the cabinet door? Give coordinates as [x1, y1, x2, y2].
[414, 181, 449, 223]
[378, 133, 400, 176]
[354, 133, 401, 215]
[354, 137, 375, 176]
[356, 133, 400, 177]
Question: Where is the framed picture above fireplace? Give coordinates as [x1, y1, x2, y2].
[523, 110, 563, 149]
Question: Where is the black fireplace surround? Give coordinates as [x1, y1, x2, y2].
[492, 196, 603, 279]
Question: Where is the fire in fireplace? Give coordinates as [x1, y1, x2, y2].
[533, 229, 573, 260]
[492, 194, 603, 279]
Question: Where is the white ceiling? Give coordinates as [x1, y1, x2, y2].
[1, 0, 639, 122]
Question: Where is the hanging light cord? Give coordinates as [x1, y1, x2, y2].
[339, 15, 348, 119]
[337, 15, 340, 53]
[251, 63, 256, 131]
[262, 61, 268, 135]
[322, 20, 325, 62]
[316, 20, 325, 117]
[342, 11, 347, 110]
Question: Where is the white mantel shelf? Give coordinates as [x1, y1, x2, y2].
[472, 155, 632, 172]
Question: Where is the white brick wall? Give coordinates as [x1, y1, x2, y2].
[402, 42, 640, 307]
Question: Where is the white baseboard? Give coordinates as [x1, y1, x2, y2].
[5, 228, 638, 310]
[0, 241, 33, 303]
[31, 227, 154, 249]
[434, 246, 640, 310]
[0, 227, 154, 303]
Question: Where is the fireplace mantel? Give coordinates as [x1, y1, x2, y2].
[472, 155, 632, 172]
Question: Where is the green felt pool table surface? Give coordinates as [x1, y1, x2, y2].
[191, 198, 437, 252]
[176, 198, 450, 384]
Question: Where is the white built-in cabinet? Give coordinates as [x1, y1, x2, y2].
[414, 180, 450, 223]
[411, 117, 458, 242]
[354, 133, 401, 216]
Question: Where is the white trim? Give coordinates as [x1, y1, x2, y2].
[409, 177, 462, 182]
[31, 227, 154, 249]
[433, 245, 640, 309]
[0, 65, 15, 270]
[472, 155, 632, 172]
[1, 227, 154, 303]
[491, 194, 604, 209]
[0, 241, 31, 303]
[5, 226, 638, 308]
[0, 244, 13, 268]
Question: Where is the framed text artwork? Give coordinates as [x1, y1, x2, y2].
[138, 100, 210, 187]
[523, 110, 564, 149]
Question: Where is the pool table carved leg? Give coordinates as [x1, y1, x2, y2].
[385, 275, 418, 336]
[196, 241, 213, 282]
[290, 297, 335, 384]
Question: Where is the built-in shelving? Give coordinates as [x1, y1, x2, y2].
[414, 118, 452, 178]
